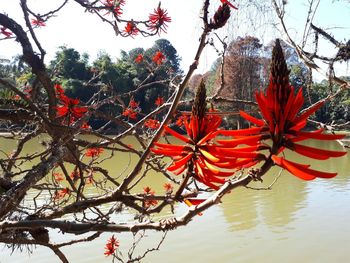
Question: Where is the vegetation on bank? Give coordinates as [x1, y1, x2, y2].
[1, 36, 348, 132]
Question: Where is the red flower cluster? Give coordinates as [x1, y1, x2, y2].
[124, 21, 138, 37]
[122, 108, 137, 119]
[85, 148, 104, 158]
[53, 172, 64, 182]
[163, 183, 173, 193]
[155, 96, 164, 107]
[151, 82, 256, 190]
[129, 98, 139, 108]
[0, 26, 12, 38]
[55, 85, 87, 120]
[102, 0, 125, 17]
[152, 51, 165, 65]
[31, 18, 46, 27]
[81, 122, 91, 130]
[54, 84, 64, 96]
[134, 54, 143, 63]
[122, 98, 139, 119]
[144, 119, 160, 130]
[236, 39, 346, 180]
[56, 95, 88, 119]
[148, 4, 171, 33]
[143, 186, 158, 208]
[54, 187, 70, 200]
[104, 235, 119, 256]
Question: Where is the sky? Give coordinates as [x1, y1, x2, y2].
[0, 0, 349, 78]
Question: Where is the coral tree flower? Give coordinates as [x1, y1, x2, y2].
[152, 51, 165, 65]
[31, 18, 46, 27]
[237, 39, 346, 180]
[104, 235, 119, 256]
[144, 119, 160, 130]
[134, 54, 143, 63]
[155, 96, 164, 107]
[102, 0, 125, 17]
[53, 172, 64, 182]
[85, 148, 104, 158]
[54, 84, 64, 96]
[123, 97, 139, 118]
[54, 187, 70, 200]
[122, 108, 137, 119]
[124, 21, 138, 37]
[56, 94, 88, 119]
[151, 81, 262, 190]
[129, 98, 139, 109]
[148, 3, 171, 34]
[163, 183, 173, 193]
[143, 186, 158, 208]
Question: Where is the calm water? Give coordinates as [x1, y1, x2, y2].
[1, 136, 350, 263]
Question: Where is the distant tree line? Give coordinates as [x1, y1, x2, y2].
[188, 36, 350, 129]
[0, 38, 183, 131]
[1, 36, 349, 131]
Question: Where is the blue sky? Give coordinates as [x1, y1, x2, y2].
[0, 0, 349, 77]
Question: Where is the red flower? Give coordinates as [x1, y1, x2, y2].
[104, 235, 119, 256]
[102, 0, 125, 17]
[124, 21, 138, 37]
[122, 108, 137, 119]
[152, 51, 165, 65]
[129, 98, 139, 109]
[31, 18, 46, 27]
[0, 27, 12, 38]
[81, 122, 91, 130]
[54, 187, 70, 200]
[144, 119, 160, 129]
[237, 39, 346, 180]
[148, 3, 171, 33]
[53, 172, 64, 182]
[54, 84, 64, 96]
[155, 96, 164, 107]
[163, 183, 173, 193]
[143, 186, 158, 208]
[151, 82, 256, 190]
[220, 0, 238, 9]
[134, 54, 143, 63]
[85, 148, 104, 158]
[56, 94, 88, 119]
[143, 186, 154, 195]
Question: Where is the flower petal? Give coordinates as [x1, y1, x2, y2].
[167, 153, 193, 171]
[164, 126, 192, 143]
[239, 111, 265, 126]
[288, 143, 347, 160]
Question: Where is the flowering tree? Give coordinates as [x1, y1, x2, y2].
[0, 0, 349, 262]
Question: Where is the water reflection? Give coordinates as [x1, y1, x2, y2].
[1, 137, 350, 263]
[259, 172, 308, 228]
[220, 139, 349, 232]
[221, 167, 308, 232]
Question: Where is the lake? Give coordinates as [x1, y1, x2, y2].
[1, 136, 350, 263]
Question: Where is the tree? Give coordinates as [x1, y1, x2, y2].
[0, 1, 348, 263]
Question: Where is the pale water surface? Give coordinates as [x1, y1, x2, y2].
[1, 137, 350, 263]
